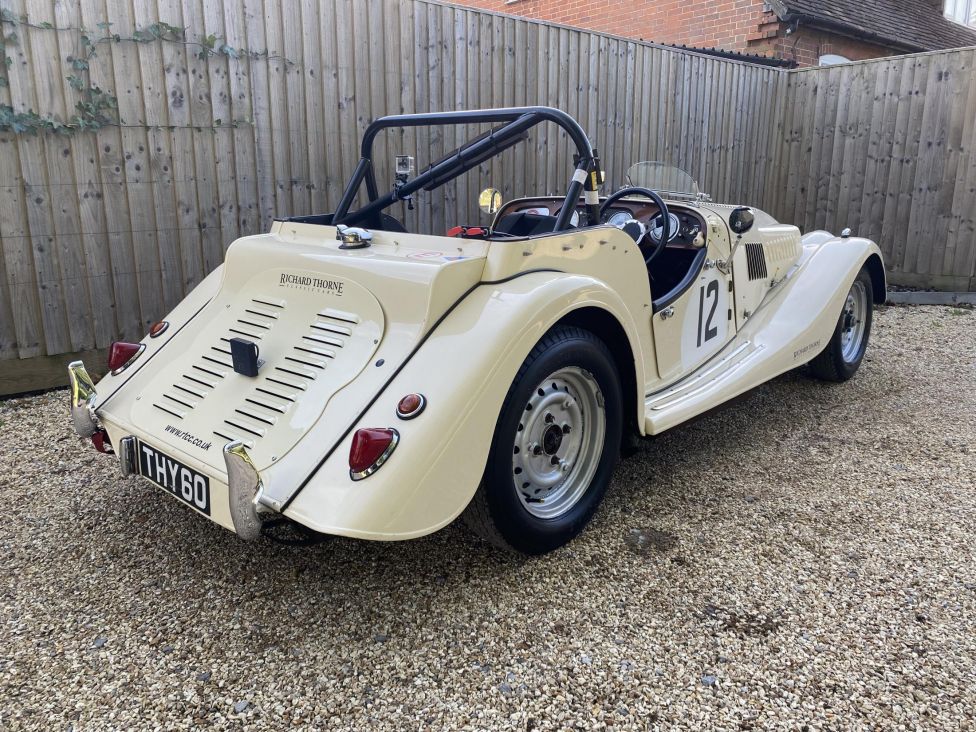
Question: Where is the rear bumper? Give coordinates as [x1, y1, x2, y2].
[68, 359, 274, 538]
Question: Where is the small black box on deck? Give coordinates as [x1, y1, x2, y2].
[229, 337, 260, 377]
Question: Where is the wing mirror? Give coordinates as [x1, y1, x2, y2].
[729, 207, 755, 235]
[478, 188, 502, 215]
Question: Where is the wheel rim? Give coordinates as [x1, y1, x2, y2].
[512, 366, 606, 520]
[840, 279, 868, 363]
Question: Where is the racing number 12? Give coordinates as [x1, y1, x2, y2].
[697, 280, 719, 347]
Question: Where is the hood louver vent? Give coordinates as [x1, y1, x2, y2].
[213, 307, 362, 449]
[137, 267, 384, 473]
[745, 243, 768, 281]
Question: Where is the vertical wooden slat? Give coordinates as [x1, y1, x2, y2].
[7, 4, 976, 379]
[223, 0, 259, 233]
[80, 0, 142, 342]
[133, 0, 184, 315]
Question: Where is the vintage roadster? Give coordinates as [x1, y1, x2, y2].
[68, 106, 885, 554]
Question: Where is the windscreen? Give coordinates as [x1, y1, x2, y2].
[625, 162, 700, 199]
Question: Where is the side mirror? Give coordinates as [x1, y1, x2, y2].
[729, 206, 755, 235]
[478, 188, 502, 215]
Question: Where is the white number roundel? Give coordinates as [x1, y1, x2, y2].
[681, 274, 728, 370]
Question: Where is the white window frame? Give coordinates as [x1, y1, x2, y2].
[945, 0, 976, 27]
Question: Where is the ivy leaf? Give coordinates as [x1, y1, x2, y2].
[71, 57, 89, 71]
[96, 21, 112, 30]
[39, 21, 53, 30]
[66, 74, 84, 90]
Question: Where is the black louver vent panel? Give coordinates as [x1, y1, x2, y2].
[745, 243, 768, 281]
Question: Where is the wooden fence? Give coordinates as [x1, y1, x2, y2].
[0, 0, 973, 392]
[769, 48, 976, 292]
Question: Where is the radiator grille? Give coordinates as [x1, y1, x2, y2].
[745, 243, 768, 281]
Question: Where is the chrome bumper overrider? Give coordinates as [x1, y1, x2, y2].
[224, 441, 274, 540]
[68, 360, 99, 438]
[68, 360, 275, 539]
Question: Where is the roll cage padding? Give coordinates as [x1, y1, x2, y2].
[333, 106, 600, 233]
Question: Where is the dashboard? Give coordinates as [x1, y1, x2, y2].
[497, 197, 707, 249]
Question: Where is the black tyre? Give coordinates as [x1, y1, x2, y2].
[808, 266, 874, 382]
[462, 326, 622, 555]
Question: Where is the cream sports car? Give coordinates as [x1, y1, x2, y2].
[68, 106, 885, 554]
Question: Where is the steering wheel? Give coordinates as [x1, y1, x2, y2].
[598, 187, 671, 265]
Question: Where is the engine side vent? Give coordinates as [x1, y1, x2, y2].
[745, 243, 768, 281]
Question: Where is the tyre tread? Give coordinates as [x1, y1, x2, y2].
[462, 326, 615, 553]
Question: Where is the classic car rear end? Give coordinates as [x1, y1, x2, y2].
[69, 105, 884, 555]
[72, 224, 489, 536]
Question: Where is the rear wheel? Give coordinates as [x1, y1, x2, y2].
[808, 267, 874, 382]
[462, 326, 622, 555]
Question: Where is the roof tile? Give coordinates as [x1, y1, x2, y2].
[779, 0, 976, 51]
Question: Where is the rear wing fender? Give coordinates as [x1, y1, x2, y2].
[282, 271, 645, 540]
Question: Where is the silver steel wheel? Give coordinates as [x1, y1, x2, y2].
[512, 366, 606, 520]
[840, 279, 869, 363]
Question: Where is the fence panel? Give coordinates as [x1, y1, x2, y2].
[765, 48, 976, 291]
[0, 0, 974, 390]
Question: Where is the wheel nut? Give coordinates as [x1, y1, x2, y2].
[544, 412, 554, 423]
[559, 460, 570, 473]
[562, 423, 571, 434]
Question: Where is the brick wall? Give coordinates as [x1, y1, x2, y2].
[451, 0, 902, 66]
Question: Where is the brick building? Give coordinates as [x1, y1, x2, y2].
[451, 0, 976, 67]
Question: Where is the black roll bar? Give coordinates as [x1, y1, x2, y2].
[333, 106, 600, 232]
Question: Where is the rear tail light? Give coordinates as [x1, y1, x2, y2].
[349, 428, 399, 480]
[91, 429, 113, 454]
[108, 341, 145, 374]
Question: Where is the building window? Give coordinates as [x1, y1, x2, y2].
[819, 54, 852, 66]
[945, 0, 976, 27]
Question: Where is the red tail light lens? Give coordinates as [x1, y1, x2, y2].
[349, 428, 399, 480]
[108, 341, 145, 374]
[91, 429, 114, 454]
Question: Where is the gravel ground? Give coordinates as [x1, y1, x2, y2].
[1, 305, 975, 731]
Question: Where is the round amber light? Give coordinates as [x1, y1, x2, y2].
[149, 320, 169, 338]
[396, 393, 426, 420]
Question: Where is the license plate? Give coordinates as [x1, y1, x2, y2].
[137, 440, 211, 515]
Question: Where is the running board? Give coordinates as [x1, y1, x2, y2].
[643, 340, 767, 435]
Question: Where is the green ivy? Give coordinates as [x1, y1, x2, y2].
[0, 9, 284, 136]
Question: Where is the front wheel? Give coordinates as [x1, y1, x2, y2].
[462, 326, 622, 554]
[807, 266, 874, 382]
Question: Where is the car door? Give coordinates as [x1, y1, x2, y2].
[650, 247, 735, 383]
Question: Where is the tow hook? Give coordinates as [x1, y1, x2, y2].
[223, 441, 276, 540]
